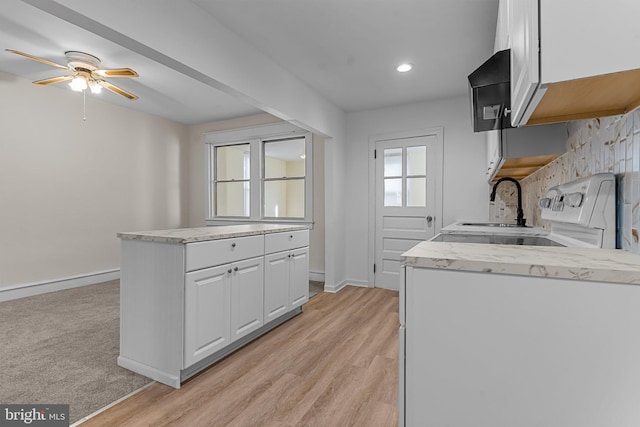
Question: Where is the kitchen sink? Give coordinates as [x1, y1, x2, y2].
[460, 222, 530, 228]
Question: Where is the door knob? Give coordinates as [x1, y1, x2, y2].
[426, 215, 433, 226]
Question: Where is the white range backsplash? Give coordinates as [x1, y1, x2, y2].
[490, 107, 640, 254]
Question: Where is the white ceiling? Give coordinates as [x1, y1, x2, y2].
[0, 0, 499, 125]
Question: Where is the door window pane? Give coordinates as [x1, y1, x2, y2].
[216, 182, 250, 216]
[384, 148, 402, 177]
[264, 179, 305, 218]
[407, 146, 426, 176]
[216, 144, 250, 180]
[384, 178, 402, 206]
[264, 138, 305, 179]
[407, 178, 426, 207]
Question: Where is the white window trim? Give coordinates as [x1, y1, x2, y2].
[205, 123, 313, 227]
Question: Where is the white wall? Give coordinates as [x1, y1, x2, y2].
[344, 95, 489, 285]
[0, 72, 189, 289]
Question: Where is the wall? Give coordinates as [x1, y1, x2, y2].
[0, 72, 189, 289]
[492, 109, 640, 254]
[187, 115, 326, 277]
[344, 95, 489, 285]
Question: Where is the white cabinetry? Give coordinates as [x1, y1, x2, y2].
[118, 226, 309, 389]
[509, 0, 539, 126]
[508, 0, 640, 126]
[484, 122, 566, 182]
[485, 130, 503, 180]
[264, 230, 309, 323]
[400, 266, 640, 426]
[184, 264, 230, 367]
[184, 256, 264, 368]
[230, 256, 264, 341]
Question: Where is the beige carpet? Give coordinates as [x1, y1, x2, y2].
[0, 281, 151, 424]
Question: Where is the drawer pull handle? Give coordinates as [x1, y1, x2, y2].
[231, 243, 236, 248]
[227, 269, 232, 274]
[289, 235, 293, 239]
[234, 266, 239, 272]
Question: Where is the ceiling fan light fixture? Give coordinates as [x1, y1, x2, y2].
[69, 76, 87, 92]
[7, 49, 138, 100]
[89, 80, 102, 94]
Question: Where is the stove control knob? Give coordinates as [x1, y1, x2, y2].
[539, 197, 551, 208]
[566, 192, 584, 208]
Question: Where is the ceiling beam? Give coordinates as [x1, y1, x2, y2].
[21, 0, 345, 138]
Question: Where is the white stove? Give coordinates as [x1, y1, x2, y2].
[435, 173, 616, 249]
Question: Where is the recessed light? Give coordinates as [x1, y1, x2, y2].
[396, 63, 413, 73]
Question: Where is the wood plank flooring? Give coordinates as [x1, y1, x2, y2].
[81, 286, 399, 427]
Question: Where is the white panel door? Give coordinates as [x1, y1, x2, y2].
[289, 247, 309, 309]
[230, 256, 264, 342]
[184, 264, 231, 367]
[375, 135, 439, 290]
[264, 251, 290, 323]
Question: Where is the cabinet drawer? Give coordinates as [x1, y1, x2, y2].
[186, 235, 264, 272]
[265, 230, 309, 254]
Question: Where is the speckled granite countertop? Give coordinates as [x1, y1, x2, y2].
[117, 224, 308, 244]
[402, 241, 640, 285]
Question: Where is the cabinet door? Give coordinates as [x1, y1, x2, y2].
[486, 131, 504, 182]
[289, 247, 309, 309]
[184, 264, 231, 368]
[230, 256, 264, 342]
[509, 0, 539, 126]
[264, 251, 291, 323]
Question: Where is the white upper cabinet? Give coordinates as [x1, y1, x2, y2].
[509, 0, 540, 126]
[508, 0, 640, 127]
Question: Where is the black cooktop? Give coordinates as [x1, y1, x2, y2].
[431, 233, 565, 246]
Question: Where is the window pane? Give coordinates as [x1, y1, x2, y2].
[216, 144, 250, 181]
[216, 182, 250, 216]
[407, 146, 426, 176]
[384, 148, 402, 177]
[384, 178, 402, 207]
[407, 177, 426, 207]
[264, 179, 305, 218]
[264, 138, 306, 179]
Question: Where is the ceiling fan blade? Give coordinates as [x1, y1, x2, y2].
[5, 49, 69, 70]
[94, 68, 138, 78]
[98, 80, 138, 100]
[33, 75, 74, 85]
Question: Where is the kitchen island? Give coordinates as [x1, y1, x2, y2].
[117, 224, 309, 388]
[399, 242, 640, 427]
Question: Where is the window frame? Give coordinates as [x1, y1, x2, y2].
[213, 142, 251, 218]
[205, 122, 313, 226]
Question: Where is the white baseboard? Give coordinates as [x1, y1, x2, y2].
[345, 279, 372, 288]
[324, 279, 347, 293]
[324, 279, 373, 294]
[0, 269, 120, 302]
[309, 271, 325, 282]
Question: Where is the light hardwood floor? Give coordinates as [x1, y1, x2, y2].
[82, 286, 400, 427]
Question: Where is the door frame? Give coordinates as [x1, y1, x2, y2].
[367, 127, 444, 287]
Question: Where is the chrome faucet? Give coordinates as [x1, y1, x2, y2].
[490, 177, 526, 227]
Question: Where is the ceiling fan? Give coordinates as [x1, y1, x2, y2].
[5, 49, 139, 100]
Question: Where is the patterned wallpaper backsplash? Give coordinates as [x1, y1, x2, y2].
[490, 108, 640, 254]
